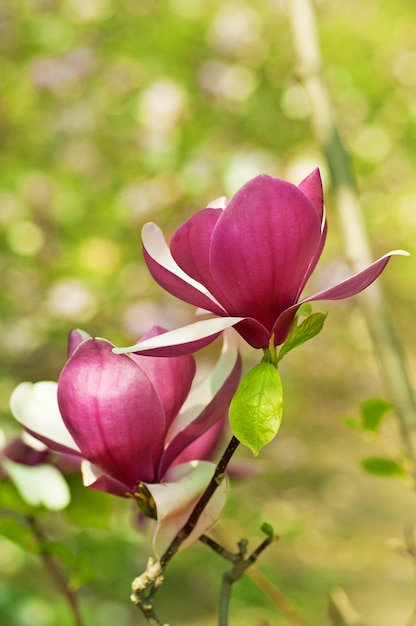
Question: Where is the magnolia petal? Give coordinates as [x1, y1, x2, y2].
[67, 328, 91, 357]
[145, 461, 227, 558]
[22, 431, 48, 452]
[113, 316, 245, 356]
[232, 317, 274, 349]
[172, 418, 226, 467]
[81, 460, 130, 497]
[159, 332, 241, 475]
[170, 209, 235, 312]
[10, 381, 80, 454]
[209, 175, 322, 331]
[4, 460, 71, 510]
[3, 438, 48, 465]
[142, 223, 226, 316]
[170, 208, 221, 286]
[297, 168, 324, 221]
[272, 249, 409, 344]
[300, 216, 327, 292]
[130, 327, 196, 429]
[207, 196, 227, 209]
[58, 338, 166, 486]
[303, 250, 409, 303]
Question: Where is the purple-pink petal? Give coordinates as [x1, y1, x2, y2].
[170, 208, 235, 312]
[67, 329, 91, 358]
[209, 175, 323, 331]
[171, 419, 226, 468]
[170, 208, 220, 286]
[297, 168, 324, 221]
[57, 338, 166, 486]
[130, 327, 196, 429]
[272, 250, 408, 345]
[81, 460, 132, 497]
[114, 317, 245, 357]
[142, 223, 226, 316]
[158, 347, 242, 476]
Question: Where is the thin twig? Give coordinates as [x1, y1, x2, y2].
[286, 0, 416, 460]
[27, 517, 84, 626]
[201, 532, 285, 626]
[215, 536, 279, 626]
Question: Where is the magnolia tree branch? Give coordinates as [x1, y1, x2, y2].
[201, 534, 279, 626]
[201, 533, 310, 626]
[131, 436, 241, 624]
[286, 0, 416, 460]
[27, 516, 84, 626]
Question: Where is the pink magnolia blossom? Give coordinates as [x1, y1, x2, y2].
[115, 169, 407, 357]
[10, 327, 241, 554]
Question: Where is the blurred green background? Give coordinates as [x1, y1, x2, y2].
[1, 0, 416, 624]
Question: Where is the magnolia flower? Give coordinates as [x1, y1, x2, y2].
[114, 169, 407, 357]
[10, 327, 241, 555]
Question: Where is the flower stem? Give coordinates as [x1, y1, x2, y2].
[286, 0, 416, 461]
[27, 517, 84, 626]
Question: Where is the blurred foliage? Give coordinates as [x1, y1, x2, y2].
[1, 0, 416, 625]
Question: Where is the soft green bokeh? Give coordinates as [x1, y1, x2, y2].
[1, 0, 416, 624]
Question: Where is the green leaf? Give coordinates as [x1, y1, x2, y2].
[276, 312, 327, 364]
[361, 398, 393, 432]
[229, 362, 283, 456]
[0, 516, 35, 553]
[261, 522, 274, 538]
[360, 456, 404, 477]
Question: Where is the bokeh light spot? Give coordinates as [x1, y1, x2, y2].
[6, 221, 45, 256]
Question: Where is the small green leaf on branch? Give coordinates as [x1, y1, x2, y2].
[361, 456, 404, 478]
[229, 362, 283, 456]
[260, 522, 274, 538]
[277, 312, 327, 364]
[361, 398, 393, 432]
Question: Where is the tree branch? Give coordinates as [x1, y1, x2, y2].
[27, 516, 84, 626]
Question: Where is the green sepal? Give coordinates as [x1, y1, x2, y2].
[229, 362, 283, 456]
[360, 456, 404, 477]
[276, 312, 327, 364]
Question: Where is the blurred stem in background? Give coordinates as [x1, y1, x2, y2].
[286, 0, 416, 461]
[27, 517, 84, 626]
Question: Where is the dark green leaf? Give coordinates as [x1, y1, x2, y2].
[229, 362, 283, 456]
